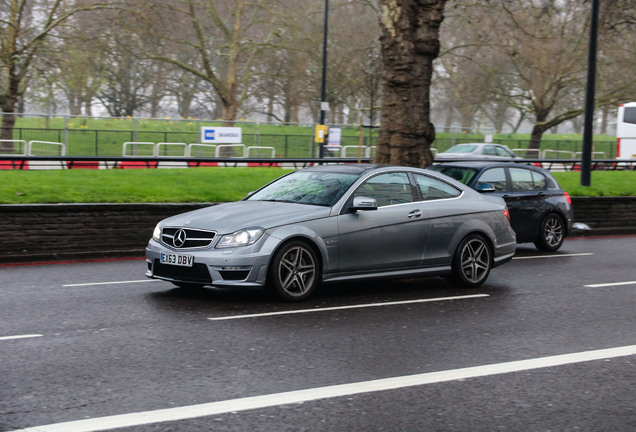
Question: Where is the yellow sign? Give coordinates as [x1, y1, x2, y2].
[315, 125, 328, 143]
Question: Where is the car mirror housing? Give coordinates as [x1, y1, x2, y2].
[476, 183, 496, 193]
[351, 196, 378, 211]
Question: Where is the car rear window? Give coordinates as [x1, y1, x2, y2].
[510, 167, 547, 191]
[445, 144, 478, 153]
[414, 174, 462, 200]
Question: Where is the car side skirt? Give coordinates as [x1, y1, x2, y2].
[322, 265, 452, 284]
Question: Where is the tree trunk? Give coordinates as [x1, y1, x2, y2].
[375, 0, 447, 168]
[221, 102, 238, 127]
[69, 91, 82, 116]
[0, 112, 17, 153]
[1, 75, 20, 152]
[529, 123, 549, 151]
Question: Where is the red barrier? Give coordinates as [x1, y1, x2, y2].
[114, 161, 158, 169]
[0, 160, 29, 169]
[66, 161, 100, 169]
[247, 162, 279, 167]
[188, 161, 219, 167]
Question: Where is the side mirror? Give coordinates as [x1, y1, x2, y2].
[351, 196, 378, 211]
[476, 183, 496, 193]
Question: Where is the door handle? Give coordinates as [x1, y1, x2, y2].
[408, 209, 423, 219]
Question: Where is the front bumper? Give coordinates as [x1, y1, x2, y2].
[145, 239, 271, 288]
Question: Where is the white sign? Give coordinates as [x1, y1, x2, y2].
[327, 127, 342, 150]
[201, 127, 242, 144]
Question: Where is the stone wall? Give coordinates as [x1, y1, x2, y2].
[570, 197, 636, 236]
[1, 198, 634, 263]
[0, 203, 210, 263]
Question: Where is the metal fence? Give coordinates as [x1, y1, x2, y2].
[3, 126, 618, 159]
[0, 112, 617, 158]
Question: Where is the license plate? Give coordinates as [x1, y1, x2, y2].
[160, 252, 194, 267]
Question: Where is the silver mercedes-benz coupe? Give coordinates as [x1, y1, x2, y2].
[145, 164, 516, 301]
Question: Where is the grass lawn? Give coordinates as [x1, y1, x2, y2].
[0, 167, 286, 204]
[1, 167, 633, 204]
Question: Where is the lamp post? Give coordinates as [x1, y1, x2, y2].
[318, 0, 329, 159]
[581, 0, 599, 186]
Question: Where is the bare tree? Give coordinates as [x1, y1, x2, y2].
[246, 0, 317, 123]
[444, 0, 636, 149]
[49, 8, 109, 116]
[0, 0, 112, 151]
[133, 0, 280, 125]
[374, 0, 448, 167]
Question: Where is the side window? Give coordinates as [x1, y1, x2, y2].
[415, 174, 461, 200]
[510, 167, 535, 191]
[354, 172, 414, 207]
[496, 146, 514, 157]
[476, 168, 507, 192]
[531, 171, 547, 190]
[624, 107, 636, 125]
[483, 145, 498, 156]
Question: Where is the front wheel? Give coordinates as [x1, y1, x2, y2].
[534, 214, 565, 252]
[268, 241, 320, 301]
[450, 234, 492, 288]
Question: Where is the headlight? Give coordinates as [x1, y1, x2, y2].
[217, 227, 264, 248]
[152, 223, 161, 241]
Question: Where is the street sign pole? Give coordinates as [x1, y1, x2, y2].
[581, 0, 599, 187]
[318, 0, 329, 160]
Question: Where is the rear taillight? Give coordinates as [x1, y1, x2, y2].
[564, 192, 572, 205]
[503, 208, 510, 222]
[617, 138, 621, 158]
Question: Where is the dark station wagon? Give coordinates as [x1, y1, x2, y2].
[428, 162, 573, 251]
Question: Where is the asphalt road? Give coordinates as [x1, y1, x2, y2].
[1, 236, 635, 432]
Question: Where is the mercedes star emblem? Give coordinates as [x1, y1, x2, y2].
[173, 229, 187, 248]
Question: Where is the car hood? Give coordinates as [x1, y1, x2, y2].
[160, 200, 331, 234]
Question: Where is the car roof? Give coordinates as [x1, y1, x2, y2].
[448, 143, 506, 148]
[300, 163, 388, 175]
[431, 161, 551, 173]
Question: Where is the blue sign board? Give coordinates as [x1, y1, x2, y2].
[201, 127, 242, 144]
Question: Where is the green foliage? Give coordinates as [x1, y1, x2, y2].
[0, 168, 285, 204]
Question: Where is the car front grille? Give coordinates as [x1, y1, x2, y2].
[152, 259, 212, 284]
[161, 227, 216, 249]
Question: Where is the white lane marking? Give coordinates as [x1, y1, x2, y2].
[208, 294, 490, 321]
[63, 280, 162, 287]
[513, 252, 594, 260]
[0, 334, 43, 342]
[584, 281, 636, 288]
[13, 345, 636, 432]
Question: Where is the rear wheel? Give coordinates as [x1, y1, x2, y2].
[268, 241, 320, 301]
[450, 234, 492, 288]
[534, 214, 565, 252]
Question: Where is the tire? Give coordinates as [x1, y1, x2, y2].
[534, 214, 565, 252]
[450, 234, 492, 288]
[268, 241, 320, 301]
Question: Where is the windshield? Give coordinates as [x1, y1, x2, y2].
[445, 144, 478, 153]
[247, 171, 359, 207]
[427, 166, 479, 185]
